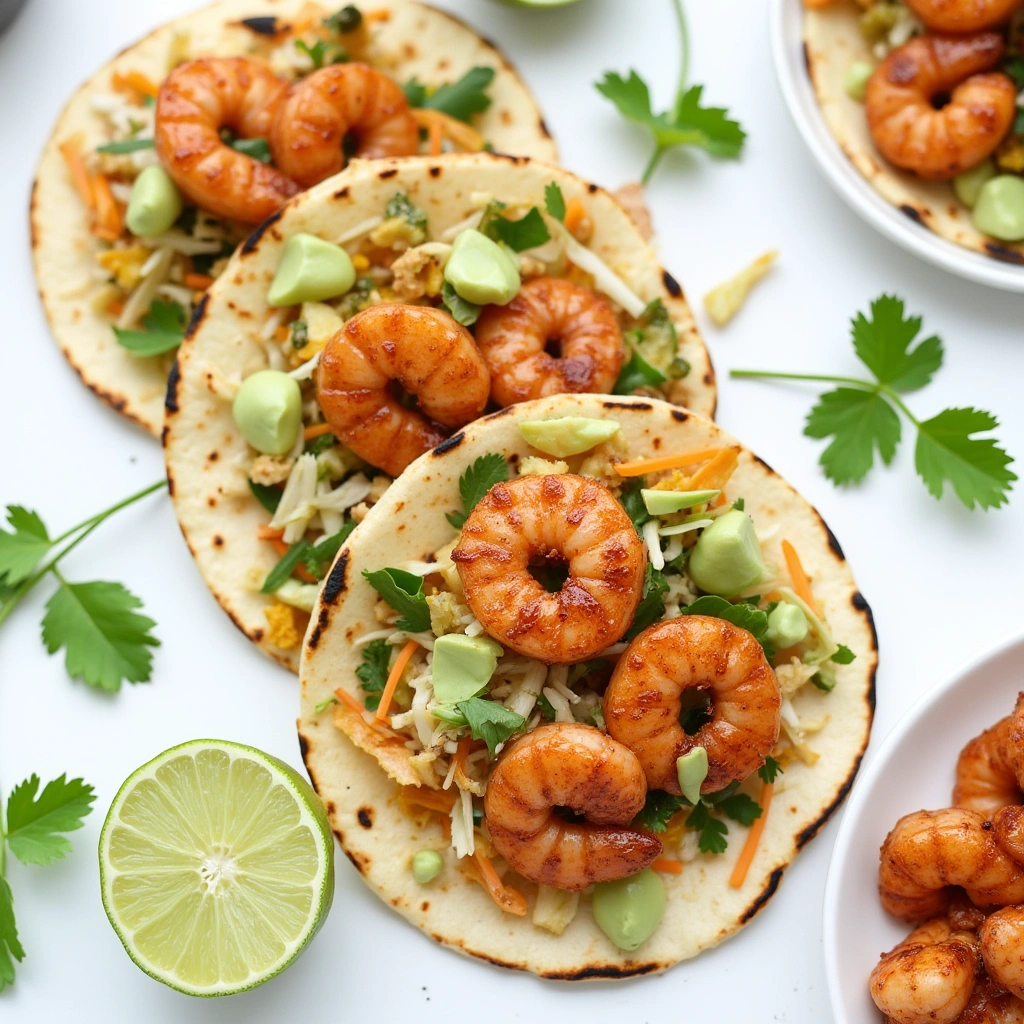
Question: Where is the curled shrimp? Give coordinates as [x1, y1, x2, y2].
[603, 615, 781, 795]
[865, 34, 1017, 179]
[869, 918, 980, 1024]
[981, 906, 1024, 1000]
[879, 808, 1024, 922]
[155, 58, 300, 224]
[959, 977, 1024, 1023]
[483, 722, 661, 890]
[451, 474, 646, 663]
[955, 717, 1024, 815]
[904, 0, 1024, 33]
[473, 278, 626, 407]
[315, 304, 490, 477]
[270, 64, 419, 188]
[995, 805, 1024, 864]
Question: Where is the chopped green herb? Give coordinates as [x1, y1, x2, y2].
[305, 431, 337, 456]
[732, 497, 745, 511]
[325, 4, 362, 33]
[618, 477, 650, 534]
[446, 453, 508, 529]
[230, 136, 272, 163]
[831, 644, 856, 665]
[248, 480, 282, 513]
[758, 756, 783, 785]
[385, 192, 428, 231]
[483, 206, 550, 252]
[614, 348, 668, 395]
[715, 792, 762, 827]
[415, 66, 495, 123]
[536, 692, 556, 721]
[356, 638, 391, 710]
[544, 181, 566, 222]
[441, 280, 481, 327]
[456, 698, 525, 755]
[295, 39, 329, 68]
[112, 299, 186, 357]
[683, 595, 775, 659]
[685, 800, 728, 855]
[96, 137, 155, 154]
[633, 790, 686, 833]
[362, 567, 430, 632]
[315, 695, 340, 714]
[625, 564, 669, 640]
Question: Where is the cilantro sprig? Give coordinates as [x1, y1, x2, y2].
[404, 66, 495, 123]
[596, 0, 745, 184]
[362, 567, 431, 632]
[0, 483, 164, 690]
[112, 299, 186, 357]
[732, 295, 1016, 510]
[0, 773, 95, 991]
[446, 453, 508, 529]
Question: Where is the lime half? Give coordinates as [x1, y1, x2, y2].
[99, 740, 334, 997]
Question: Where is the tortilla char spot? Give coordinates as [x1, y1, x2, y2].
[703, 372, 713, 385]
[357, 807, 374, 829]
[433, 433, 465, 455]
[322, 550, 350, 605]
[803, 41, 812, 77]
[851, 590, 879, 653]
[603, 400, 652, 411]
[500, 110, 512, 125]
[241, 209, 284, 255]
[539, 116, 551, 139]
[671, 409, 688, 423]
[429, 166, 442, 177]
[752, 453, 774, 474]
[395, 501, 405, 512]
[208, 451, 219, 462]
[739, 866, 784, 923]
[345, 849, 370, 874]
[543, 961, 662, 981]
[378, 168, 399, 179]
[307, 605, 331, 650]
[252, 628, 263, 642]
[166, 467, 176, 497]
[662, 270, 682, 297]
[333, 186, 350, 199]
[587, 183, 599, 194]
[984, 242, 1024, 265]
[421, 901, 429, 911]
[326, 801, 336, 815]
[899, 204, 924, 224]
[213, 535, 224, 547]
[240, 16, 282, 35]
[653, 437, 661, 449]
[165, 360, 182, 414]
[484, 406, 515, 421]
[814, 510, 845, 560]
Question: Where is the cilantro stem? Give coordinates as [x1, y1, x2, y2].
[641, 0, 690, 185]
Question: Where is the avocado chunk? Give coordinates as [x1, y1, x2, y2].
[519, 417, 620, 458]
[641, 488, 720, 516]
[688, 509, 763, 597]
[431, 634, 503, 706]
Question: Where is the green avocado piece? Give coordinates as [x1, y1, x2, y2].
[688, 509, 763, 597]
[676, 747, 709, 804]
[519, 417, 620, 457]
[268, 233, 356, 306]
[443, 229, 520, 306]
[431, 634, 503, 706]
[641, 488, 720, 516]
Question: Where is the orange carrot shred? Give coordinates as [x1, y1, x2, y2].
[365, 8, 392, 21]
[411, 108, 484, 152]
[92, 174, 123, 241]
[59, 139, 95, 210]
[304, 423, 334, 440]
[274, 325, 291, 343]
[334, 687, 366, 713]
[686, 446, 740, 492]
[563, 198, 587, 233]
[729, 784, 773, 888]
[183, 272, 214, 290]
[257, 525, 285, 540]
[613, 447, 726, 478]
[781, 539, 821, 618]
[375, 640, 419, 722]
[428, 117, 443, 156]
[112, 70, 160, 97]
[473, 851, 528, 916]
[652, 857, 684, 874]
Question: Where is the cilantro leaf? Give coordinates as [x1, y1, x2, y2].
[915, 407, 1017, 510]
[362, 567, 430, 632]
[356, 638, 391, 710]
[249, 480, 282, 513]
[441, 280, 481, 327]
[618, 478, 650, 534]
[402, 78, 427, 107]
[304, 522, 355, 578]
[685, 801, 728, 855]
[625, 564, 668, 640]
[230, 136, 272, 163]
[852, 295, 943, 393]
[831, 644, 856, 665]
[5, 775, 95, 867]
[0, 877, 24, 993]
[112, 299, 186, 357]
[305, 431, 337, 456]
[447, 453, 508, 529]
[41, 580, 159, 691]
[614, 348, 668, 395]
[684, 595, 774, 658]
[421, 66, 495, 123]
[544, 182, 566, 222]
[1006, 57, 1024, 89]
[758, 756, 783, 785]
[716, 792, 762, 828]
[0, 507, 51, 585]
[536, 692, 556, 721]
[484, 207, 550, 252]
[96, 137, 155, 154]
[633, 790, 686, 833]
[804, 388, 901, 486]
[456, 698, 525, 755]
[295, 38, 329, 68]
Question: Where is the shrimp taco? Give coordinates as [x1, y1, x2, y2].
[804, 0, 1024, 264]
[32, 0, 558, 436]
[164, 152, 716, 671]
[296, 392, 877, 978]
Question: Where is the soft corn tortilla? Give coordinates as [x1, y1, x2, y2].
[164, 152, 716, 672]
[297, 393, 877, 979]
[804, 1, 1024, 265]
[31, 0, 560, 436]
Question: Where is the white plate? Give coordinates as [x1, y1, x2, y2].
[770, 0, 1024, 293]
[823, 631, 1024, 1023]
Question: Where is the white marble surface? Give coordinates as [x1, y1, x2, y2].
[1, 1, 1021, 1021]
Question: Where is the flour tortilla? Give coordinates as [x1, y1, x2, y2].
[804, 1, 1024, 265]
[31, 0, 560, 436]
[297, 393, 877, 979]
[164, 152, 716, 672]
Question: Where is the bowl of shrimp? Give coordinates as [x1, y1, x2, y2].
[823, 631, 1024, 1023]
[770, 0, 1024, 293]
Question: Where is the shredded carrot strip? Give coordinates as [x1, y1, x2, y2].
[59, 139, 95, 210]
[803, 0, 835, 7]
[711, 492, 729, 508]
[304, 423, 334, 440]
[613, 447, 726, 478]
[686, 446, 740, 492]
[400, 785, 457, 815]
[107, 300, 125, 317]
[257, 525, 285, 540]
[729, 784, 774, 888]
[781, 539, 821, 618]
[473, 851, 528, 916]
[365, 8, 392, 21]
[183, 272, 213, 290]
[428, 117, 443, 156]
[334, 687, 366, 713]
[563, 198, 587, 233]
[454, 737, 472, 773]
[274, 325, 290, 343]
[375, 640, 419, 723]
[652, 857, 684, 875]
[112, 70, 160, 97]
[92, 174, 123, 241]
[410, 108, 485, 152]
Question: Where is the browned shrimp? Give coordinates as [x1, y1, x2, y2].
[955, 718, 1024, 815]
[905, 0, 1024, 32]
[879, 809, 1024, 922]
[959, 977, 1024, 1024]
[473, 278, 626, 407]
[603, 616, 781, 795]
[269, 64, 419, 188]
[996, 805, 1024, 864]
[315, 304, 490, 477]
[452, 474, 646, 663]
[483, 722, 661, 890]
[982, 907, 1024, 999]
[869, 918, 980, 1024]
[865, 34, 1017, 179]
[155, 58, 300, 224]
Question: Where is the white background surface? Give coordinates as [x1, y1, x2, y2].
[1, 1, 1022, 1021]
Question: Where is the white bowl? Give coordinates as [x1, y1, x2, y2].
[770, 0, 1024, 293]
[823, 631, 1024, 1023]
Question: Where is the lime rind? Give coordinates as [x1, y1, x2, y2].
[99, 739, 334, 997]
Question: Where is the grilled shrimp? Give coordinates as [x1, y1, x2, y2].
[270, 64, 419, 188]
[473, 278, 626, 407]
[452, 474, 645, 663]
[315, 304, 490, 477]
[483, 722, 661, 890]
[603, 615, 781, 795]
[155, 58, 299, 224]
[959, 977, 1024, 1023]
[904, 0, 1024, 32]
[996, 806, 1024, 864]
[879, 808, 1024, 922]
[865, 34, 1017, 179]
[955, 717, 1024, 815]
[982, 907, 1024, 999]
[869, 918, 980, 1024]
